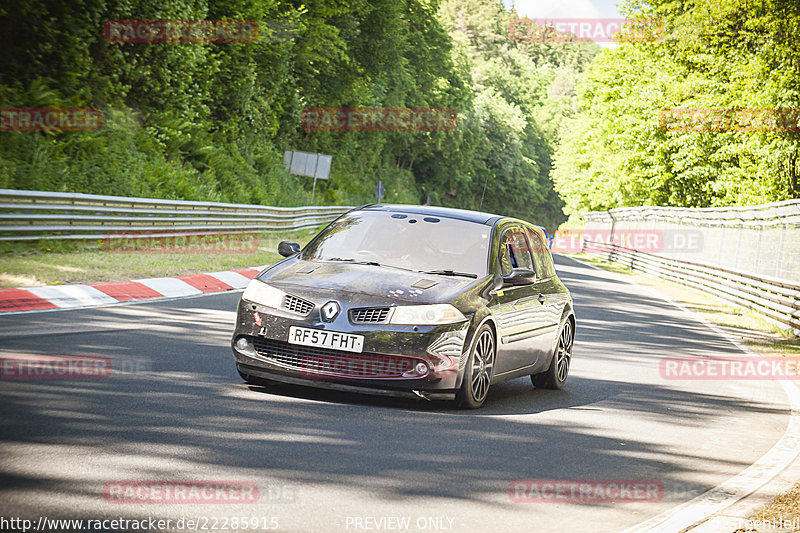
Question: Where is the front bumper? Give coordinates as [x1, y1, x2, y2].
[230, 298, 472, 399]
[236, 363, 458, 401]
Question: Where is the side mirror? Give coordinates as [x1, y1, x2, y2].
[278, 241, 301, 257]
[502, 268, 536, 286]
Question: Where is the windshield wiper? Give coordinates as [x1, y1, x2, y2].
[422, 269, 478, 278]
[325, 258, 417, 273]
[326, 257, 381, 266]
[326, 259, 476, 278]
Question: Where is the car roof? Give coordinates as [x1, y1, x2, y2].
[354, 204, 548, 238]
[356, 203, 504, 225]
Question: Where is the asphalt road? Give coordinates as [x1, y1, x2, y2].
[0, 255, 792, 533]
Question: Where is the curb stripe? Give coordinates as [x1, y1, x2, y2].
[88, 281, 164, 302]
[0, 288, 58, 312]
[234, 268, 260, 280]
[177, 274, 234, 293]
[132, 277, 203, 299]
[207, 271, 251, 289]
[0, 265, 262, 314]
[27, 285, 119, 308]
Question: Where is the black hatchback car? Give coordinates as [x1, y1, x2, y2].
[231, 204, 574, 408]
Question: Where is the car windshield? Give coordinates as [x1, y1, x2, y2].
[302, 210, 491, 277]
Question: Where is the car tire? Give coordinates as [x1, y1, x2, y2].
[456, 324, 496, 409]
[532, 319, 573, 390]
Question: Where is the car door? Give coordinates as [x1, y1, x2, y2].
[490, 226, 546, 375]
[525, 226, 564, 372]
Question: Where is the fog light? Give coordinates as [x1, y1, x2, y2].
[236, 337, 251, 351]
[415, 362, 429, 375]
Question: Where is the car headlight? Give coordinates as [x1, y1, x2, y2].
[242, 279, 285, 309]
[389, 304, 467, 325]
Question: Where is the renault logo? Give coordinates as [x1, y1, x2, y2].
[321, 301, 340, 322]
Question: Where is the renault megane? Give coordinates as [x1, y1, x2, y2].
[231, 204, 575, 408]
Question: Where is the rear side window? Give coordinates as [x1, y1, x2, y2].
[527, 228, 556, 279]
[497, 229, 534, 275]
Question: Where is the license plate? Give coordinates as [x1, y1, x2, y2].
[288, 326, 364, 353]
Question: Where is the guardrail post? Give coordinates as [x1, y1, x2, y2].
[755, 223, 763, 274]
[776, 222, 787, 278]
[734, 221, 744, 271]
[608, 209, 616, 245]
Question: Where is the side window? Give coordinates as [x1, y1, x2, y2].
[527, 228, 555, 279]
[498, 240, 514, 275]
[498, 229, 534, 275]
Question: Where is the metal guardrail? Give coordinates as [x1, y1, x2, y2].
[582, 200, 800, 282]
[583, 199, 800, 228]
[0, 189, 353, 241]
[582, 239, 800, 333]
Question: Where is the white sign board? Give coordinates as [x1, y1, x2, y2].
[284, 150, 331, 180]
[314, 154, 332, 180]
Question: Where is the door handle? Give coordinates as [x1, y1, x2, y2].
[538, 294, 546, 304]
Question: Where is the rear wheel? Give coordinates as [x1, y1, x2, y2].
[456, 324, 495, 409]
[532, 319, 573, 390]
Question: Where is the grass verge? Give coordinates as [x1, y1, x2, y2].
[0, 230, 317, 288]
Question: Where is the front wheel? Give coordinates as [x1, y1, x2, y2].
[532, 319, 573, 390]
[456, 324, 496, 409]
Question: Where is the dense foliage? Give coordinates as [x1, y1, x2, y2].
[0, 0, 600, 230]
[3, 0, 799, 230]
[553, 0, 800, 217]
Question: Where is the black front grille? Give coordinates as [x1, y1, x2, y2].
[251, 337, 418, 378]
[283, 294, 314, 315]
[350, 307, 390, 324]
